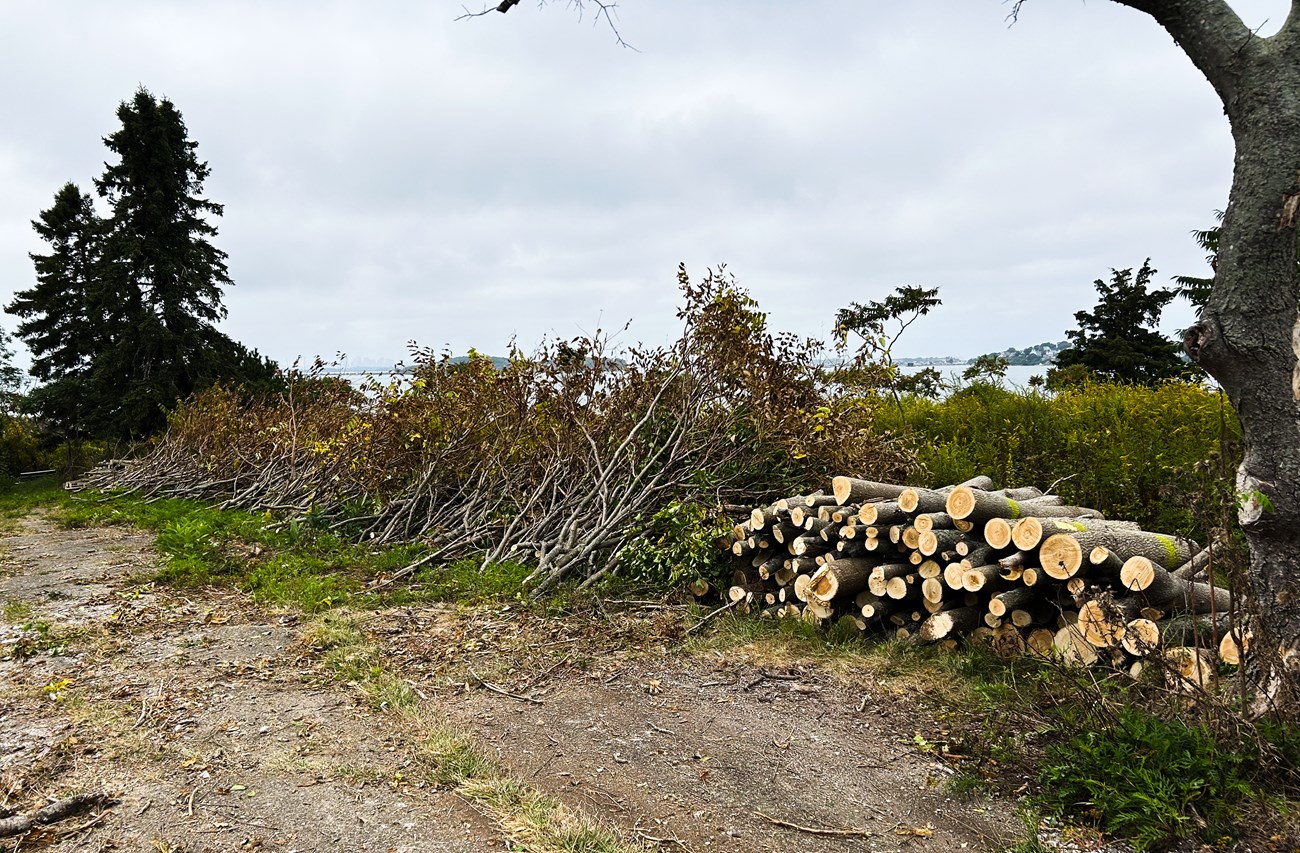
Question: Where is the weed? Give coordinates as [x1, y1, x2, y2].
[2, 598, 31, 622]
[945, 767, 991, 799]
[1035, 703, 1258, 850]
[1008, 807, 1050, 853]
[459, 776, 638, 853]
[414, 724, 495, 787]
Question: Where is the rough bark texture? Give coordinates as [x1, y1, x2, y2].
[1110, 0, 1300, 703]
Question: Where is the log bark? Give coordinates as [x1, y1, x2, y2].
[885, 573, 922, 601]
[776, 491, 821, 512]
[1119, 556, 1234, 613]
[1039, 530, 1198, 580]
[919, 604, 983, 641]
[789, 534, 831, 557]
[918, 528, 963, 557]
[1012, 517, 1143, 552]
[867, 562, 911, 597]
[857, 500, 907, 526]
[946, 486, 1103, 524]
[0, 793, 112, 838]
[807, 557, 875, 602]
[832, 477, 909, 505]
[750, 506, 783, 530]
[1171, 544, 1219, 581]
[770, 520, 802, 545]
[913, 512, 955, 532]
[988, 586, 1038, 618]
[898, 486, 949, 514]
[1157, 613, 1233, 649]
[961, 563, 1002, 593]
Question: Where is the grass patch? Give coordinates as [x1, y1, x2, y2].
[0, 477, 70, 533]
[302, 611, 421, 713]
[414, 724, 496, 787]
[52, 490, 565, 613]
[2, 598, 32, 622]
[460, 776, 639, 853]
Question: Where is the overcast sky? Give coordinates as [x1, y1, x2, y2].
[0, 1, 1286, 368]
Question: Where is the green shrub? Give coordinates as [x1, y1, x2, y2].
[615, 500, 732, 592]
[1035, 705, 1258, 849]
[881, 380, 1238, 536]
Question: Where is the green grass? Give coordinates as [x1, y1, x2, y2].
[0, 477, 71, 531]
[53, 490, 545, 612]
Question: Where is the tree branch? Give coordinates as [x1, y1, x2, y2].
[456, 0, 636, 50]
[1107, 0, 1256, 109]
[1278, 0, 1300, 58]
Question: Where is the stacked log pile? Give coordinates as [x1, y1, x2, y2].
[720, 475, 1245, 676]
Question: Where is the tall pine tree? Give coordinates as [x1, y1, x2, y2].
[10, 88, 277, 440]
[6, 182, 106, 438]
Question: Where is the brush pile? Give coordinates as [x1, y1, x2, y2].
[721, 475, 1246, 680]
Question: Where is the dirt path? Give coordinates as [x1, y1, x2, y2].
[0, 513, 1023, 852]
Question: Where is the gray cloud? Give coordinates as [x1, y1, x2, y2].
[0, 1, 1284, 369]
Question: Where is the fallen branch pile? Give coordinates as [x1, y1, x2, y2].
[722, 475, 1246, 680]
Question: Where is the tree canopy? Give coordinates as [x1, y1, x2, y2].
[1050, 260, 1187, 386]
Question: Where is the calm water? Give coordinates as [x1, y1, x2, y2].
[897, 362, 1048, 390]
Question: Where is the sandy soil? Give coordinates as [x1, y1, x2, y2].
[0, 512, 1033, 852]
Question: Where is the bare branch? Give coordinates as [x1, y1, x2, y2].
[1106, 0, 1256, 109]
[457, 0, 636, 50]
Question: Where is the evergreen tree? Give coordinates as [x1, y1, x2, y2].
[1049, 260, 1187, 387]
[93, 87, 269, 437]
[6, 182, 105, 437]
[9, 88, 277, 440]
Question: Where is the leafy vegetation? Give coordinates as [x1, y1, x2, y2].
[70, 266, 916, 593]
[1049, 261, 1190, 388]
[1036, 705, 1260, 849]
[880, 379, 1239, 538]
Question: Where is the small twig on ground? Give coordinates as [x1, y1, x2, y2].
[744, 671, 803, 691]
[521, 653, 573, 691]
[698, 677, 738, 688]
[684, 598, 740, 635]
[469, 668, 544, 704]
[753, 810, 877, 838]
[0, 793, 115, 838]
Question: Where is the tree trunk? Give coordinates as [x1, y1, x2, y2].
[1110, 0, 1300, 705]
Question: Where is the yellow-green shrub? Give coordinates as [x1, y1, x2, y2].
[883, 380, 1238, 536]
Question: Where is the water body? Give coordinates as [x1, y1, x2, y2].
[897, 362, 1049, 390]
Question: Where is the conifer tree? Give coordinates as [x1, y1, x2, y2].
[9, 88, 277, 440]
[1050, 260, 1187, 387]
[6, 182, 105, 437]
